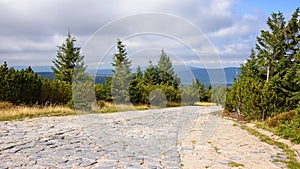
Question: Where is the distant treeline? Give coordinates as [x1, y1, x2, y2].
[0, 60, 225, 107]
[36, 67, 240, 87]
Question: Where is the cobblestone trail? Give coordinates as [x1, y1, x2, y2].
[0, 106, 287, 168]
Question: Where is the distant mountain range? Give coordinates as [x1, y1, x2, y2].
[15, 66, 240, 87]
[14, 66, 53, 72]
[180, 67, 240, 87]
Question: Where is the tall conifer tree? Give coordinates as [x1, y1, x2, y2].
[111, 39, 133, 104]
[52, 31, 85, 83]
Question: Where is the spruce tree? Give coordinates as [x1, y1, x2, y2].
[0, 62, 8, 101]
[129, 66, 144, 104]
[256, 12, 286, 82]
[135, 66, 143, 79]
[226, 8, 300, 120]
[203, 84, 212, 102]
[111, 39, 133, 104]
[182, 79, 201, 105]
[279, 8, 300, 109]
[52, 31, 85, 83]
[156, 50, 180, 88]
[285, 8, 300, 58]
[240, 48, 259, 79]
[144, 60, 158, 85]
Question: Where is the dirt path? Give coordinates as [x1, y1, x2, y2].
[179, 116, 287, 169]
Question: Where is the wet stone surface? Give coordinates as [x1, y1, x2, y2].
[0, 106, 287, 168]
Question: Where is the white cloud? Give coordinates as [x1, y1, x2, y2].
[216, 43, 250, 55]
[211, 24, 251, 37]
[0, 0, 267, 68]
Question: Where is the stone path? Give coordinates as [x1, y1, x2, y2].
[246, 123, 300, 163]
[179, 118, 287, 169]
[0, 106, 288, 168]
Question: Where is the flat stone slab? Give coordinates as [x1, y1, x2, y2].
[0, 106, 287, 168]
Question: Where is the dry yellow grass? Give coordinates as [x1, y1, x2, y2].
[0, 101, 171, 121]
[0, 101, 151, 121]
[0, 100, 216, 122]
[0, 105, 75, 121]
[194, 102, 217, 106]
[99, 102, 149, 113]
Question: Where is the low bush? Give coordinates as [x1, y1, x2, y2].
[0, 102, 14, 110]
[266, 110, 296, 127]
[277, 117, 300, 144]
[98, 100, 106, 108]
[263, 109, 300, 144]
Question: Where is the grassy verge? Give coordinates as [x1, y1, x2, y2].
[0, 101, 216, 122]
[0, 105, 76, 121]
[240, 123, 300, 169]
[255, 122, 276, 132]
[255, 110, 300, 144]
[0, 102, 150, 121]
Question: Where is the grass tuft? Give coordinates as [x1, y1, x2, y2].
[228, 161, 244, 167]
[208, 141, 221, 154]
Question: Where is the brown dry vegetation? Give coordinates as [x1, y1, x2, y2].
[0, 104, 75, 121]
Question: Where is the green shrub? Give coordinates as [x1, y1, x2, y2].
[266, 110, 296, 127]
[264, 108, 300, 144]
[73, 93, 92, 111]
[66, 100, 74, 109]
[277, 117, 300, 144]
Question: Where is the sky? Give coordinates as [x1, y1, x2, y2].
[0, 0, 299, 70]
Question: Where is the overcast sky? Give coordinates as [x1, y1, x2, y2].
[0, 0, 299, 69]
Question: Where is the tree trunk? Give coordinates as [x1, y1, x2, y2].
[266, 64, 270, 82]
